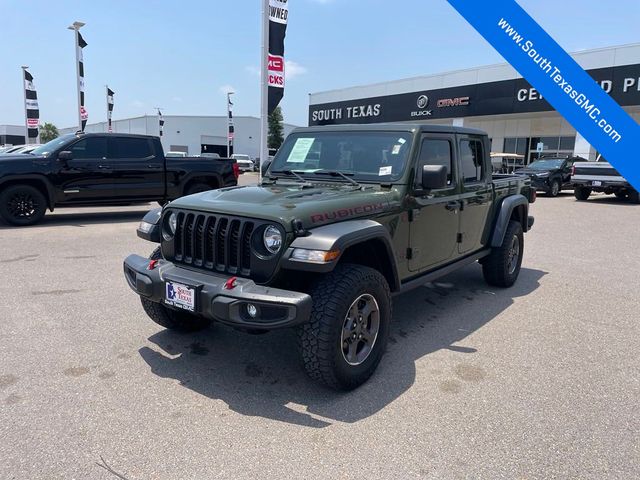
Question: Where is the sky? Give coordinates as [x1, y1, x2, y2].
[0, 0, 639, 129]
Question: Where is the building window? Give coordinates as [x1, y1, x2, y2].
[503, 137, 529, 156]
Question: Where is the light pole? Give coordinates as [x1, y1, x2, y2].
[67, 21, 85, 132]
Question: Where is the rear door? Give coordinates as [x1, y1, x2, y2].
[409, 134, 460, 272]
[56, 136, 112, 201]
[457, 135, 492, 254]
[109, 137, 165, 200]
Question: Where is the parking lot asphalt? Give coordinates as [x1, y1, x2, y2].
[1, 176, 638, 479]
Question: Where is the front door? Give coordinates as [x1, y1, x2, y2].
[409, 135, 460, 272]
[458, 135, 492, 254]
[56, 136, 112, 202]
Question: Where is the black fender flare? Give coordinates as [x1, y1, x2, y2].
[281, 219, 401, 291]
[490, 194, 529, 247]
[0, 174, 57, 211]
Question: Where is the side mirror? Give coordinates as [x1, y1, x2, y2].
[421, 165, 448, 190]
[58, 150, 72, 161]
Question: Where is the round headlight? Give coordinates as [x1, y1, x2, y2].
[263, 225, 282, 254]
[163, 212, 178, 241]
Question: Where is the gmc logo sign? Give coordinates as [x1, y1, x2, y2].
[268, 55, 284, 72]
[437, 96, 470, 107]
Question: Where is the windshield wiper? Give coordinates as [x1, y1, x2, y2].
[270, 169, 310, 183]
[312, 169, 361, 187]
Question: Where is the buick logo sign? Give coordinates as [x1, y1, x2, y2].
[411, 94, 433, 118]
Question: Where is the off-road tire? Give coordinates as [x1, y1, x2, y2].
[0, 184, 47, 226]
[628, 189, 640, 204]
[297, 264, 391, 391]
[140, 247, 212, 332]
[549, 179, 561, 197]
[574, 187, 591, 201]
[482, 220, 524, 288]
[185, 183, 211, 196]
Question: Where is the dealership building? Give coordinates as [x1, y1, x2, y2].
[309, 43, 640, 163]
[60, 115, 298, 158]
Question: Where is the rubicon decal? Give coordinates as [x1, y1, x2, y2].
[311, 203, 385, 223]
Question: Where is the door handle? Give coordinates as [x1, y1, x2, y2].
[445, 201, 460, 211]
[97, 164, 110, 169]
[147, 164, 162, 169]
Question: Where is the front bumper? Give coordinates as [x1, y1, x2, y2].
[530, 177, 550, 191]
[123, 254, 312, 329]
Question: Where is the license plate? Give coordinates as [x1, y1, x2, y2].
[592, 180, 602, 186]
[164, 281, 196, 312]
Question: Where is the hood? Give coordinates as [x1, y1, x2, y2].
[0, 154, 48, 171]
[0, 154, 40, 161]
[169, 182, 398, 231]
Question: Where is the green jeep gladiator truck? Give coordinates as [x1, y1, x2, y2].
[124, 124, 535, 390]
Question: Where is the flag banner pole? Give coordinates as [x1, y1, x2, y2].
[106, 86, 114, 133]
[22, 67, 40, 144]
[158, 109, 164, 137]
[267, 0, 288, 115]
[227, 92, 234, 158]
[259, 0, 270, 182]
[447, 0, 640, 190]
[261, 0, 289, 181]
[69, 22, 87, 132]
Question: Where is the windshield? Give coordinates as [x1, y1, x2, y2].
[269, 131, 413, 182]
[30, 134, 76, 156]
[234, 155, 251, 160]
[528, 159, 563, 169]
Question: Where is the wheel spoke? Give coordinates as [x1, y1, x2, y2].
[348, 302, 359, 321]
[360, 301, 375, 320]
[361, 328, 374, 343]
[347, 340, 359, 361]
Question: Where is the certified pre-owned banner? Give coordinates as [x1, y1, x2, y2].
[268, 0, 288, 114]
[447, 0, 640, 190]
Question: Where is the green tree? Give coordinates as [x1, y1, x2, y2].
[39, 122, 59, 143]
[268, 106, 284, 150]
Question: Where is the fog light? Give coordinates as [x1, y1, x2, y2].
[247, 304, 258, 318]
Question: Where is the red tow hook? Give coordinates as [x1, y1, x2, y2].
[148, 259, 159, 270]
[224, 276, 238, 290]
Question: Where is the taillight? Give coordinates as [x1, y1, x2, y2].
[571, 165, 576, 176]
[530, 189, 537, 203]
[232, 161, 240, 179]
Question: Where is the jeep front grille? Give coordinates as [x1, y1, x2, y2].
[173, 212, 254, 276]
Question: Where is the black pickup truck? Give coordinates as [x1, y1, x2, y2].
[124, 124, 535, 390]
[0, 133, 239, 226]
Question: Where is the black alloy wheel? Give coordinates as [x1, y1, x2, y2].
[0, 185, 47, 226]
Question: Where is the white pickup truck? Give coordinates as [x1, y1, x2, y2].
[571, 158, 639, 203]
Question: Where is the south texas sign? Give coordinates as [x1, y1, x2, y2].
[309, 63, 640, 125]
